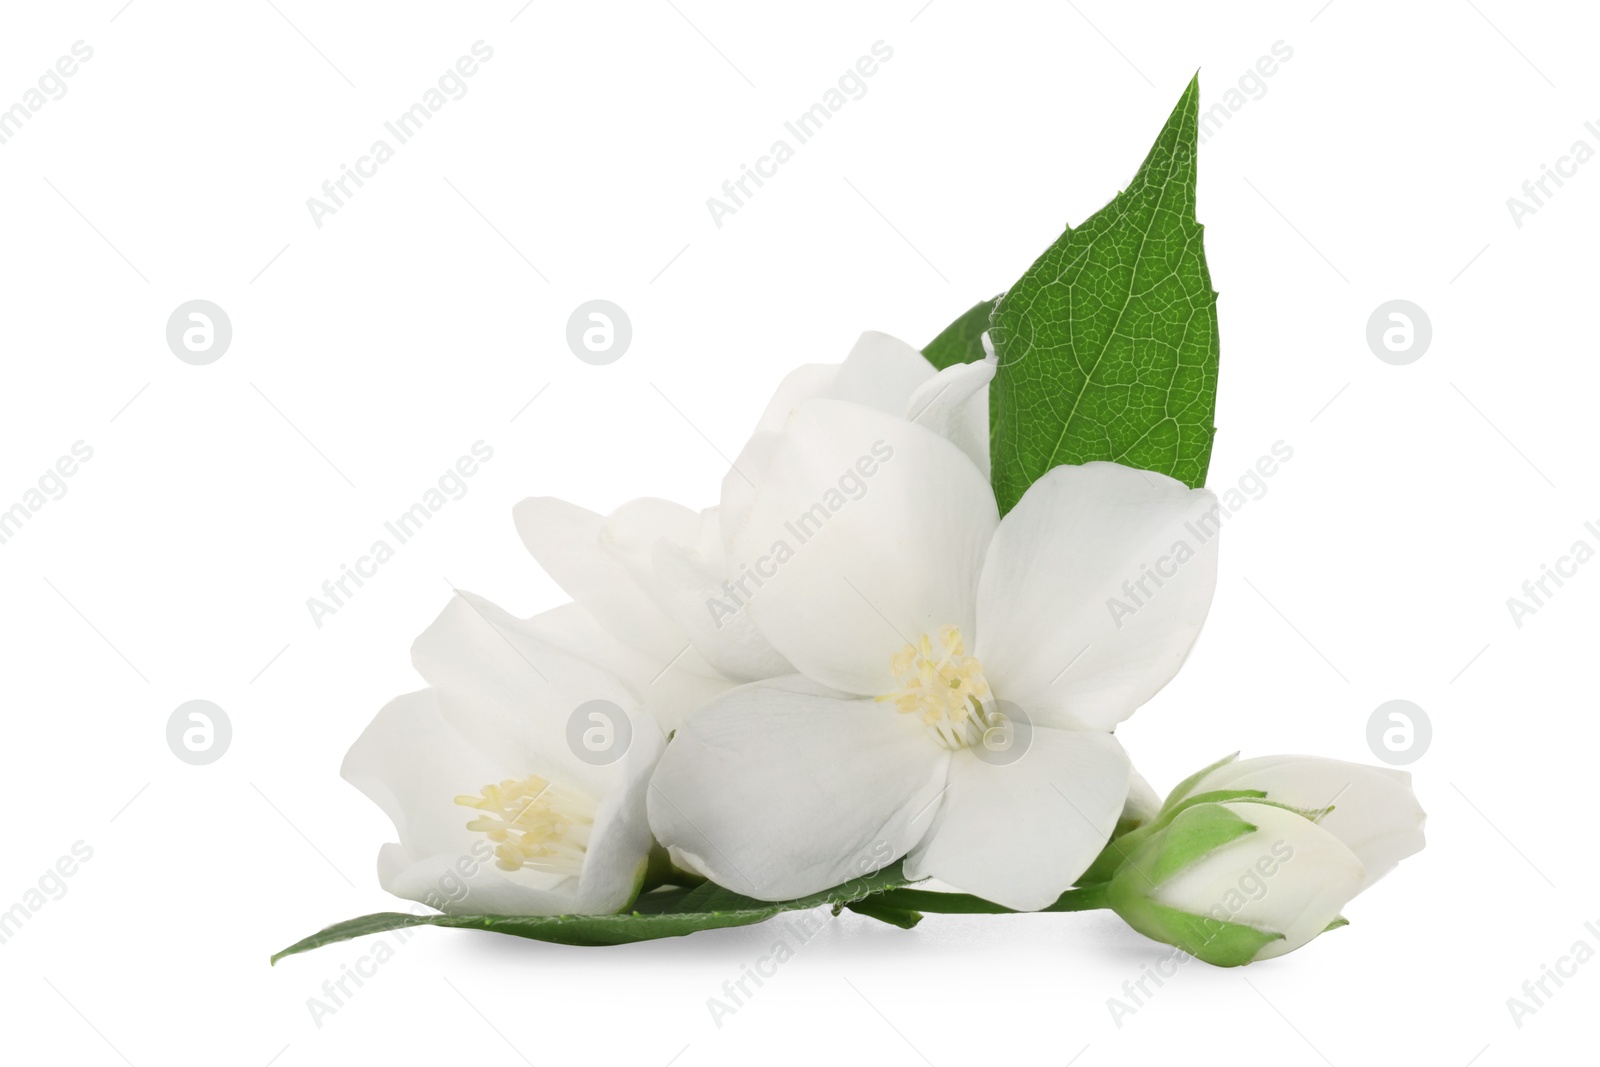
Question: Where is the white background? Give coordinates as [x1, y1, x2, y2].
[1, 1, 1594, 1064]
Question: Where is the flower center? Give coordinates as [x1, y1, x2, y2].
[878, 625, 996, 749]
[454, 775, 597, 876]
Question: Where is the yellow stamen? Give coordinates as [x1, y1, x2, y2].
[876, 625, 994, 749]
[454, 775, 597, 876]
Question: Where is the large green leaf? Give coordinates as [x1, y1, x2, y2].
[988, 75, 1218, 514]
[271, 863, 914, 963]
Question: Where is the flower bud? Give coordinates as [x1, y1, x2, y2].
[1165, 753, 1426, 889]
[1106, 801, 1365, 966]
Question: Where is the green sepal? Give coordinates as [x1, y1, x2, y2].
[1077, 786, 1265, 886]
[1129, 803, 1259, 887]
[1107, 895, 1284, 967]
[1158, 752, 1240, 815]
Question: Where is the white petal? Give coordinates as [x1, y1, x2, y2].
[517, 600, 734, 735]
[576, 710, 665, 912]
[343, 688, 659, 916]
[646, 675, 950, 900]
[1123, 767, 1164, 828]
[411, 591, 644, 797]
[730, 400, 999, 696]
[1190, 756, 1426, 889]
[720, 332, 934, 555]
[905, 355, 995, 478]
[379, 853, 583, 916]
[648, 506, 795, 682]
[830, 331, 939, 413]
[904, 729, 1131, 911]
[513, 496, 688, 663]
[976, 462, 1220, 730]
[342, 689, 505, 861]
[1154, 802, 1365, 959]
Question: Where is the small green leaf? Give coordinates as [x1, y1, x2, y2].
[989, 75, 1219, 514]
[923, 296, 999, 370]
[842, 899, 924, 929]
[271, 863, 913, 964]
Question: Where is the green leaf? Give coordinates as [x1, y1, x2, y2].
[988, 75, 1219, 515]
[870, 883, 1108, 915]
[842, 899, 924, 929]
[271, 863, 913, 964]
[923, 296, 999, 370]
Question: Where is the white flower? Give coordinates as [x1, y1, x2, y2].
[342, 596, 663, 915]
[1106, 800, 1368, 965]
[512, 331, 993, 723]
[648, 392, 1220, 910]
[511, 496, 748, 727]
[1171, 753, 1426, 888]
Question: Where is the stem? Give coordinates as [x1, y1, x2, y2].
[869, 883, 1109, 915]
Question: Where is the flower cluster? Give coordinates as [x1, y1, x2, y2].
[342, 332, 1425, 964]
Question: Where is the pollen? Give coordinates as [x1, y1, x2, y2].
[454, 775, 597, 876]
[878, 625, 994, 749]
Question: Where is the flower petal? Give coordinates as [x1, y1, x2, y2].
[720, 332, 934, 555]
[1190, 756, 1426, 890]
[976, 462, 1220, 730]
[502, 599, 731, 734]
[411, 591, 644, 797]
[905, 354, 995, 478]
[830, 331, 939, 413]
[904, 728, 1131, 911]
[647, 675, 950, 900]
[342, 688, 505, 861]
[513, 496, 687, 664]
[652, 537, 796, 682]
[730, 400, 999, 695]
